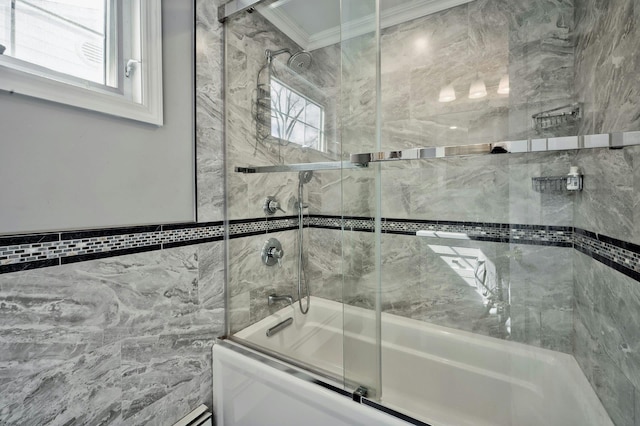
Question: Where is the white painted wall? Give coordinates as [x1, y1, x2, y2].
[0, 1, 195, 234]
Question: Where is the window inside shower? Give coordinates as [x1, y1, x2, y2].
[270, 77, 325, 152]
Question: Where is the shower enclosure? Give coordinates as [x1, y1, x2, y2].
[220, 0, 640, 424]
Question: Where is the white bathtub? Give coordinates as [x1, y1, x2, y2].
[233, 296, 612, 426]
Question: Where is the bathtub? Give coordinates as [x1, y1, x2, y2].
[227, 296, 612, 426]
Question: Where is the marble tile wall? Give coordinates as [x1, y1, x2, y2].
[228, 230, 301, 333]
[0, 1, 227, 424]
[574, 0, 640, 135]
[377, 0, 576, 150]
[571, 3, 640, 422]
[224, 7, 345, 331]
[306, 228, 574, 353]
[225, 9, 339, 221]
[225, 3, 640, 424]
[0, 243, 225, 426]
[573, 250, 640, 426]
[196, 0, 225, 223]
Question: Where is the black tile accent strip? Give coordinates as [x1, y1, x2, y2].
[163, 236, 224, 249]
[162, 221, 224, 230]
[1, 217, 639, 281]
[61, 245, 162, 264]
[61, 225, 161, 239]
[0, 233, 59, 247]
[575, 244, 640, 282]
[575, 227, 640, 254]
[0, 258, 60, 274]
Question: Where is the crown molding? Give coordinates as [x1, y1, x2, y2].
[258, 0, 474, 51]
[255, 3, 311, 49]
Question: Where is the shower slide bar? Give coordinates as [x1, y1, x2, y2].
[234, 131, 640, 174]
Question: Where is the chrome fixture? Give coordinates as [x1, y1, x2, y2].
[531, 175, 583, 192]
[532, 103, 582, 129]
[263, 196, 286, 215]
[296, 171, 312, 314]
[268, 294, 294, 307]
[353, 386, 369, 403]
[265, 48, 291, 63]
[261, 238, 284, 267]
[235, 130, 640, 174]
[264, 48, 312, 70]
[266, 317, 293, 337]
[288, 50, 312, 70]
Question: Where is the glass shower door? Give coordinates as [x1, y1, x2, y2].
[339, 0, 383, 399]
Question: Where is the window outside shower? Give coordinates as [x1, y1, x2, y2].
[0, 0, 114, 86]
[270, 77, 325, 152]
[0, 0, 163, 125]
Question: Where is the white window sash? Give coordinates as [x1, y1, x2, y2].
[0, 0, 163, 125]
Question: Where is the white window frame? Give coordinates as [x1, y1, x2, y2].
[270, 76, 326, 152]
[0, 0, 163, 125]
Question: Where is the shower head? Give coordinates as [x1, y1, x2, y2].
[288, 51, 312, 71]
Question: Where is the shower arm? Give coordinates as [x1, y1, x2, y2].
[265, 48, 291, 63]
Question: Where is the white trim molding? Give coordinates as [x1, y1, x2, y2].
[257, 0, 475, 51]
[0, 0, 163, 126]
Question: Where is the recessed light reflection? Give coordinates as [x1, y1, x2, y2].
[438, 84, 456, 102]
[449, 126, 458, 130]
[414, 37, 428, 51]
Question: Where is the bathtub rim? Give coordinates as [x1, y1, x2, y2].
[214, 338, 434, 426]
[230, 296, 614, 426]
[224, 334, 351, 390]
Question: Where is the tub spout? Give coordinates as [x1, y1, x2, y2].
[268, 294, 294, 307]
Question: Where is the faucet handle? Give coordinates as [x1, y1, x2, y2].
[261, 238, 284, 267]
[264, 196, 286, 215]
[270, 200, 286, 214]
[271, 247, 284, 267]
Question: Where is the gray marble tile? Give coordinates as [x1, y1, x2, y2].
[0, 242, 219, 425]
[573, 147, 635, 242]
[228, 230, 297, 299]
[574, 316, 636, 426]
[307, 228, 343, 303]
[196, 1, 225, 222]
[631, 145, 640, 246]
[229, 291, 250, 335]
[0, 342, 122, 426]
[507, 151, 576, 226]
[635, 388, 640, 426]
[409, 155, 510, 223]
[574, 251, 640, 391]
[573, 250, 640, 424]
[121, 332, 215, 425]
[507, 245, 574, 352]
[575, 0, 640, 135]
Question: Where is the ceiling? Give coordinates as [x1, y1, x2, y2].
[256, 0, 474, 51]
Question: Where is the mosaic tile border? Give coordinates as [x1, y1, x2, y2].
[574, 228, 640, 282]
[309, 215, 574, 246]
[1, 215, 639, 282]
